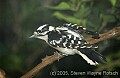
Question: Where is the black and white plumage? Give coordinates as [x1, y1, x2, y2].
[30, 23, 106, 65]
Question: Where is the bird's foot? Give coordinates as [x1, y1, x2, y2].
[54, 52, 68, 61]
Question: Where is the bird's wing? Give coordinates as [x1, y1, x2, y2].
[62, 23, 100, 39]
[62, 23, 85, 34]
[48, 30, 90, 49]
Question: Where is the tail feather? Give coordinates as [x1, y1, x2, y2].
[77, 48, 107, 65]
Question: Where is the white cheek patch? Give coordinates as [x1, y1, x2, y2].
[42, 31, 49, 35]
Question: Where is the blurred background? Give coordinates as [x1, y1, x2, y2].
[0, 0, 120, 78]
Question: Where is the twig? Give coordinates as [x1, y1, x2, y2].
[20, 27, 120, 78]
[87, 27, 120, 44]
[20, 53, 64, 78]
[94, 59, 120, 71]
[0, 68, 5, 78]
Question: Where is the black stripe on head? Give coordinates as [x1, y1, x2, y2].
[41, 26, 49, 32]
[36, 24, 50, 33]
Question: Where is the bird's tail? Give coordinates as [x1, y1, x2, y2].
[76, 48, 107, 65]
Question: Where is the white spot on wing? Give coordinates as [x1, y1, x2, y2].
[56, 25, 81, 38]
[68, 35, 71, 39]
[78, 41, 81, 44]
[80, 46, 86, 48]
[92, 46, 97, 48]
[67, 30, 80, 38]
[52, 40, 56, 45]
[55, 40, 61, 44]
[63, 43, 66, 48]
[71, 40, 74, 44]
[71, 25, 75, 27]
[56, 26, 68, 31]
[69, 43, 72, 48]
[86, 45, 92, 48]
[75, 46, 79, 48]
[83, 27, 86, 30]
[74, 37, 76, 40]
[84, 42, 88, 44]
[60, 38, 63, 41]
[79, 37, 82, 40]
[79, 26, 83, 27]
[66, 23, 71, 26]
[62, 35, 66, 38]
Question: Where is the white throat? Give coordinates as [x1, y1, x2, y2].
[37, 35, 48, 42]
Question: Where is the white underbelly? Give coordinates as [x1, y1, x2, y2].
[46, 42, 77, 55]
[55, 47, 76, 55]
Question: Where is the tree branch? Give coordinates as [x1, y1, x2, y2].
[20, 27, 120, 78]
[87, 27, 120, 44]
[0, 68, 5, 78]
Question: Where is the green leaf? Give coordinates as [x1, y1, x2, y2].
[74, 6, 91, 18]
[109, 0, 117, 6]
[53, 12, 81, 24]
[101, 14, 116, 23]
[48, 2, 72, 10]
[0, 55, 22, 70]
[117, 37, 120, 40]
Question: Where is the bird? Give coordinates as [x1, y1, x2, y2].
[29, 23, 107, 65]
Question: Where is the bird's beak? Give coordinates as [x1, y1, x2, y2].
[29, 35, 35, 38]
[29, 31, 38, 38]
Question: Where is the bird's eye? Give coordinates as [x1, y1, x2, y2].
[36, 30, 41, 33]
[36, 27, 48, 34]
[41, 27, 48, 32]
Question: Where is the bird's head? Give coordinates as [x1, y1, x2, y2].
[29, 24, 55, 41]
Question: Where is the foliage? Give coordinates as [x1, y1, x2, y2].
[48, 0, 120, 30]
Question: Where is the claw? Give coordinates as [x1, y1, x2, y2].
[54, 51, 63, 61]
